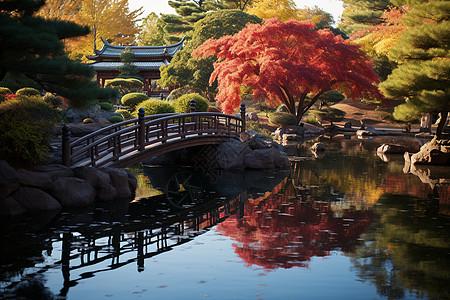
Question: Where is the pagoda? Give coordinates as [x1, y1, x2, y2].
[86, 37, 185, 96]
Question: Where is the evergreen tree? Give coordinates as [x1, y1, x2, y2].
[117, 47, 143, 81]
[160, 0, 225, 43]
[0, 0, 117, 108]
[339, 0, 392, 35]
[380, 1, 450, 139]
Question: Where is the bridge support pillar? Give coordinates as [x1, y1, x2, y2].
[62, 124, 71, 166]
[240, 102, 246, 132]
[138, 108, 145, 152]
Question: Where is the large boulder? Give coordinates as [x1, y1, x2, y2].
[50, 177, 96, 206]
[34, 164, 74, 179]
[245, 148, 289, 169]
[410, 140, 450, 166]
[377, 144, 408, 154]
[13, 187, 62, 211]
[240, 130, 276, 150]
[17, 169, 53, 190]
[0, 196, 26, 216]
[0, 160, 19, 199]
[216, 139, 252, 170]
[95, 170, 117, 202]
[72, 166, 100, 187]
[100, 167, 132, 199]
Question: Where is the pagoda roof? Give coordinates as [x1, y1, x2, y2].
[87, 37, 185, 59]
[87, 61, 167, 71]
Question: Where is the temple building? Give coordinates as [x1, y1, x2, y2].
[86, 37, 185, 97]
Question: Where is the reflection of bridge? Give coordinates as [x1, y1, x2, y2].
[62, 103, 246, 167]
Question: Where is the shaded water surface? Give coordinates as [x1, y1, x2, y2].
[1, 136, 449, 299]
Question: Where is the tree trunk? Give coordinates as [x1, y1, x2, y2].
[435, 111, 448, 140]
[420, 113, 432, 133]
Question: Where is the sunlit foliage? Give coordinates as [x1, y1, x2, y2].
[193, 18, 383, 123]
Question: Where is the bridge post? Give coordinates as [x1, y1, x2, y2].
[190, 99, 197, 130]
[138, 108, 145, 152]
[62, 124, 71, 166]
[240, 102, 246, 132]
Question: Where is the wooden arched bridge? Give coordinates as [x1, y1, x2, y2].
[62, 102, 246, 168]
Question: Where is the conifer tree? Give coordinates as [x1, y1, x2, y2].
[0, 0, 117, 108]
[117, 47, 143, 81]
[160, 0, 225, 43]
[380, 1, 450, 139]
[339, 0, 392, 35]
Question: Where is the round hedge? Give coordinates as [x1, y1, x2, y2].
[16, 87, 41, 97]
[134, 99, 175, 116]
[121, 92, 149, 107]
[115, 109, 133, 120]
[172, 93, 209, 113]
[99, 101, 113, 111]
[0, 87, 13, 95]
[109, 115, 124, 123]
[269, 112, 298, 126]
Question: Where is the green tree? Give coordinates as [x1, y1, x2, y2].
[0, 0, 117, 108]
[339, 0, 392, 35]
[137, 12, 165, 46]
[117, 47, 143, 81]
[160, 0, 225, 43]
[379, 1, 450, 139]
[159, 9, 261, 100]
[223, 0, 253, 10]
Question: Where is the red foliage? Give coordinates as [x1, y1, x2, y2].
[192, 18, 384, 121]
[216, 180, 376, 270]
[4, 94, 18, 99]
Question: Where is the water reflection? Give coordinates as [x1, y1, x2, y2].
[0, 135, 449, 299]
[217, 176, 376, 269]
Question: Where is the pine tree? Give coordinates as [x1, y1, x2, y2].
[117, 47, 143, 81]
[160, 0, 225, 43]
[0, 0, 117, 108]
[339, 0, 392, 35]
[380, 1, 450, 139]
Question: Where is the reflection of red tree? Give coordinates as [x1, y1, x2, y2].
[382, 173, 432, 198]
[217, 181, 376, 270]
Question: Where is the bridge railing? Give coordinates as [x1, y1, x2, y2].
[63, 104, 246, 167]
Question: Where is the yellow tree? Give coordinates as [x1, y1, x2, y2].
[247, 0, 298, 21]
[36, 0, 82, 21]
[68, 0, 142, 61]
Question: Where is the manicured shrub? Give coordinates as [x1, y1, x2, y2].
[308, 107, 346, 125]
[43, 93, 63, 108]
[166, 86, 194, 102]
[115, 109, 133, 120]
[0, 98, 58, 164]
[318, 90, 345, 106]
[99, 101, 113, 111]
[269, 112, 297, 126]
[109, 115, 124, 123]
[276, 104, 289, 112]
[172, 93, 209, 113]
[134, 99, 175, 116]
[0, 87, 13, 95]
[303, 116, 320, 126]
[16, 87, 41, 97]
[121, 92, 149, 107]
[83, 118, 94, 123]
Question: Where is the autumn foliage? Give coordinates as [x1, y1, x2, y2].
[192, 18, 383, 123]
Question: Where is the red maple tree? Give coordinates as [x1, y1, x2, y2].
[192, 18, 384, 123]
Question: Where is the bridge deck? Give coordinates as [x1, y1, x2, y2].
[64, 111, 245, 167]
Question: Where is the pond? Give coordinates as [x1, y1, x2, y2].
[1, 135, 449, 300]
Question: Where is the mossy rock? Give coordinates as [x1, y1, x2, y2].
[115, 109, 133, 120]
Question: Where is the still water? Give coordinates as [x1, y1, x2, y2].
[1, 135, 449, 300]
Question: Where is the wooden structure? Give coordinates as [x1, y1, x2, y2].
[86, 37, 185, 97]
[62, 102, 246, 168]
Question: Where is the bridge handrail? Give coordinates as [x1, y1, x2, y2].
[63, 104, 246, 167]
